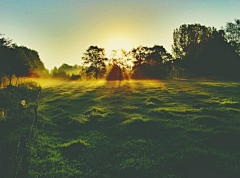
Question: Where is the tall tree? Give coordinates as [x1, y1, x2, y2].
[131, 45, 172, 79]
[50, 66, 69, 79]
[146, 45, 172, 65]
[172, 24, 214, 59]
[224, 19, 240, 54]
[1, 46, 31, 85]
[18, 46, 48, 77]
[0, 34, 12, 47]
[0, 34, 48, 85]
[107, 49, 131, 80]
[82, 46, 107, 79]
[131, 45, 171, 66]
[131, 46, 149, 66]
[172, 24, 240, 78]
[0, 36, 10, 85]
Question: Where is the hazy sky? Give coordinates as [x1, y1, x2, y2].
[1, 0, 240, 70]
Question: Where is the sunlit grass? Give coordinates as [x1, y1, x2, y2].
[29, 79, 240, 177]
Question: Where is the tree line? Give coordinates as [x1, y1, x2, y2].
[1, 19, 240, 85]
[0, 35, 48, 86]
[172, 20, 240, 79]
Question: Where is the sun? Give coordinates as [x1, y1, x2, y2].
[108, 49, 134, 69]
[110, 49, 125, 59]
[105, 36, 133, 57]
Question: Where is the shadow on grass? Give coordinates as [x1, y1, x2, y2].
[59, 140, 88, 158]
[193, 116, 223, 127]
[174, 153, 240, 178]
[121, 119, 183, 140]
[109, 168, 149, 178]
[207, 132, 240, 150]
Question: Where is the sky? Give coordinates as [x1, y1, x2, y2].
[0, 0, 240, 70]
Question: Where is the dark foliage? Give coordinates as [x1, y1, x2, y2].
[82, 46, 108, 79]
[224, 19, 240, 54]
[0, 34, 48, 86]
[131, 45, 172, 79]
[172, 23, 240, 79]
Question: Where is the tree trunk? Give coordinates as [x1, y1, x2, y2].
[0, 75, 2, 87]
[95, 64, 98, 79]
[177, 66, 180, 79]
[176, 67, 179, 79]
[9, 74, 13, 86]
[119, 67, 122, 81]
[16, 77, 19, 85]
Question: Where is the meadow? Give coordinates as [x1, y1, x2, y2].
[27, 79, 240, 178]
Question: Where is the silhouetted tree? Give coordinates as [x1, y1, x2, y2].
[146, 45, 172, 65]
[131, 45, 172, 79]
[106, 64, 122, 80]
[55, 64, 83, 79]
[131, 46, 149, 66]
[70, 74, 81, 80]
[14, 47, 32, 84]
[82, 46, 107, 79]
[172, 24, 240, 78]
[0, 34, 12, 47]
[224, 19, 240, 54]
[107, 49, 132, 80]
[171, 58, 183, 79]
[50, 66, 69, 79]
[172, 24, 214, 59]
[0, 46, 31, 85]
[0, 35, 12, 84]
[0, 34, 48, 85]
[18, 46, 48, 77]
[58, 63, 73, 71]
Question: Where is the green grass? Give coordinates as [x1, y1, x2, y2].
[29, 79, 240, 178]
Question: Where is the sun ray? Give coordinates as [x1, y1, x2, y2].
[105, 36, 133, 57]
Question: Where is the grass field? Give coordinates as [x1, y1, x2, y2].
[30, 79, 240, 178]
